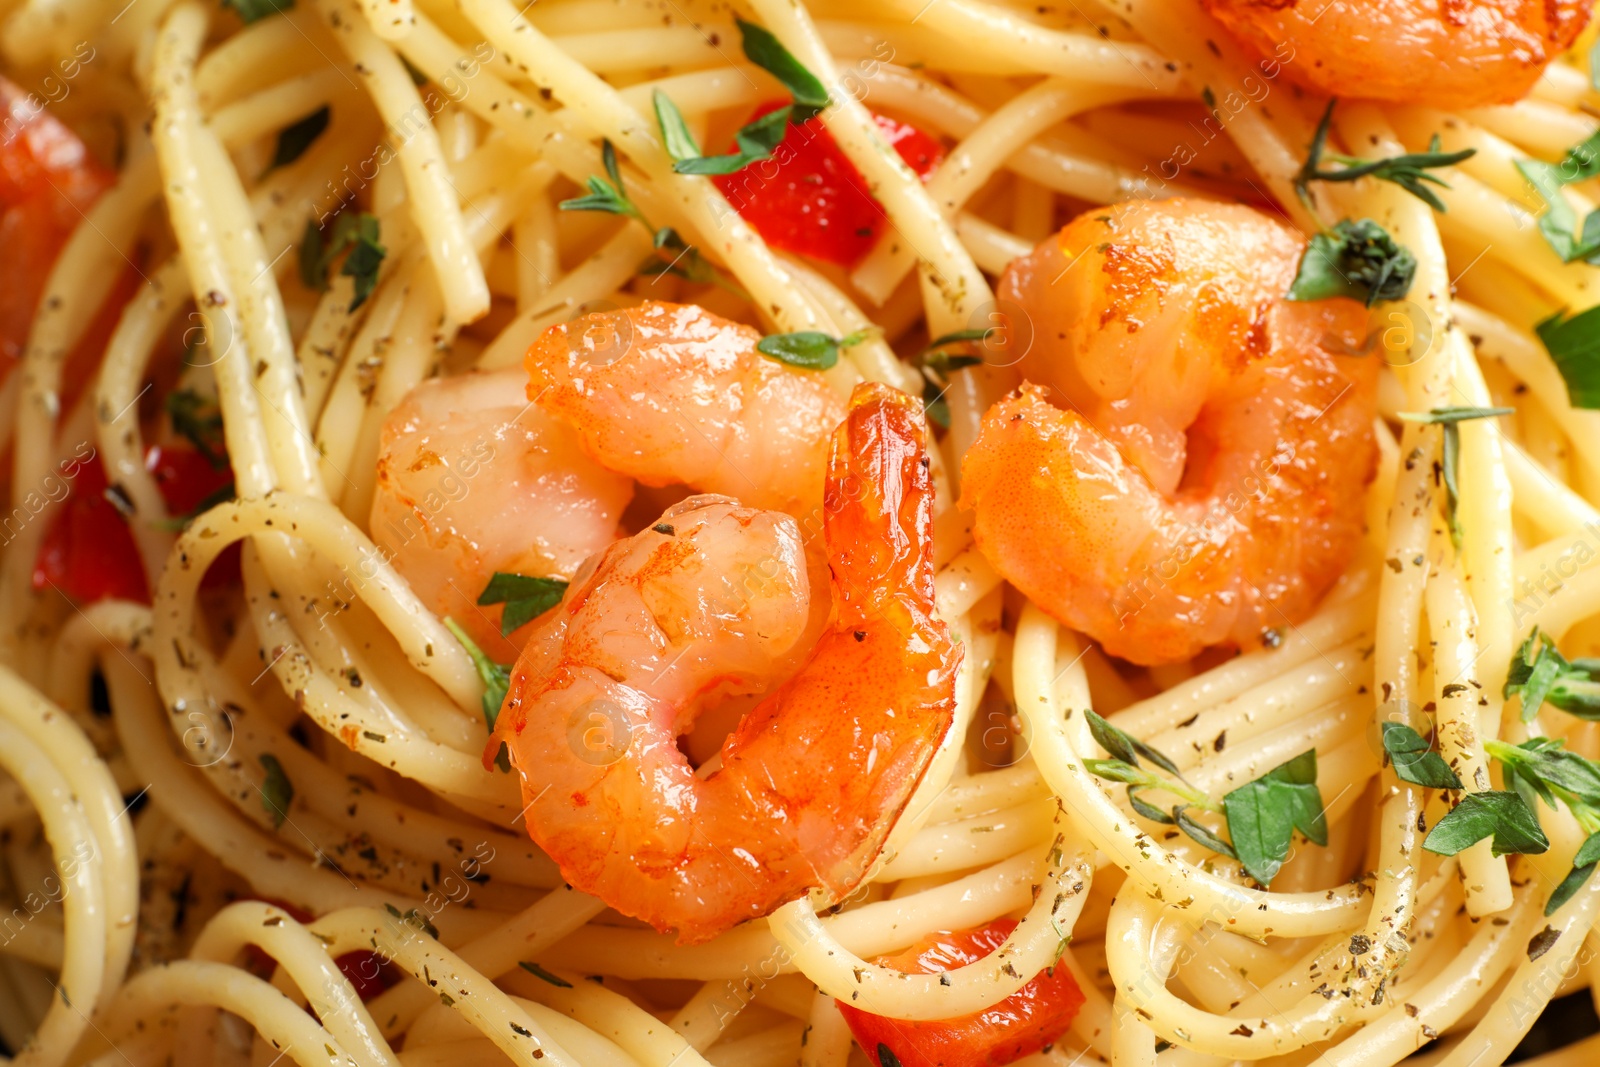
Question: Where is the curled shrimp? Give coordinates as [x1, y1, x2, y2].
[371, 367, 634, 660]
[1201, 0, 1588, 107]
[960, 199, 1377, 666]
[525, 300, 847, 515]
[488, 382, 961, 943]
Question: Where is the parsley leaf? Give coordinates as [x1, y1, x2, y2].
[1286, 219, 1416, 307]
[300, 212, 386, 311]
[258, 753, 293, 828]
[1504, 629, 1600, 721]
[478, 572, 567, 636]
[223, 0, 291, 23]
[166, 388, 228, 469]
[1396, 407, 1513, 550]
[1488, 736, 1600, 810]
[1517, 130, 1600, 264]
[270, 107, 329, 170]
[1423, 790, 1549, 857]
[1222, 749, 1327, 886]
[1534, 306, 1600, 410]
[736, 18, 830, 122]
[443, 618, 510, 730]
[755, 329, 871, 370]
[1547, 832, 1600, 914]
[1380, 721, 1462, 789]
[1295, 99, 1473, 213]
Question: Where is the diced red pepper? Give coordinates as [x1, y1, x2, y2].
[836, 920, 1086, 1067]
[34, 441, 239, 606]
[0, 77, 112, 366]
[712, 101, 944, 267]
[32, 455, 149, 604]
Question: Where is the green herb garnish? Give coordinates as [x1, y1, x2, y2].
[166, 388, 228, 469]
[1396, 407, 1513, 549]
[1505, 628, 1600, 722]
[736, 18, 830, 122]
[1534, 306, 1600, 410]
[1221, 750, 1328, 886]
[755, 329, 872, 370]
[223, 0, 291, 23]
[259, 753, 293, 828]
[518, 961, 573, 987]
[1286, 218, 1416, 307]
[1295, 99, 1472, 213]
[270, 107, 329, 170]
[444, 618, 510, 730]
[1423, 789, 1550, 857]
[656, 91, 792, 176]
[478, 572, 567, 637]
[1379, 722, 1463, 789]
[300, 212, 386, 311]
[384, 902, 440, 939]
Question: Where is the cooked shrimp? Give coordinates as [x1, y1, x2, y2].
[525, 300, 847, 516]
[371, 367, 633, 660]
[489, 382, 961, 943]
[1201, 0, 1588, 108]
[960, 200, 1377, 666]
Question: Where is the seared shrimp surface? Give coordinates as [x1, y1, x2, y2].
[490, 383, 960, 943]
[1202, 0, 1588, 107]
[371, 367, 633, 660]
[526, 301, 848, 516]
[961, 200, 1377, 666]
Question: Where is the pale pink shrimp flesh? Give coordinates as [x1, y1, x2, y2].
[959, 199, 1377, 666]
[488, 382, 961, 943]
[371, 367, 633, 660]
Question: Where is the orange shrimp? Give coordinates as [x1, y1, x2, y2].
[488, 382, 961, 943]
[525, 301, 847, 516]
[371, 367, 634, 661]
[1201, 0, 1588, 108]
[959, 199, 1377, 666]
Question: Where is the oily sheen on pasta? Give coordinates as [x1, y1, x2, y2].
[3, 0, 1600, 1066]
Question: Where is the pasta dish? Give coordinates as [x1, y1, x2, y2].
[4, 0, 1600, 1064]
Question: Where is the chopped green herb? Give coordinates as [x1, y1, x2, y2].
[384, 902, 440, 939]
[1221, 749, 1327, 886]
[518, 961, 574, 987]
[1396, 407, 1513, 550]
[1505, 628, 1600, 721]
[1173, 805, 1236, 860]
[223, 0, 291, 23]
[1295, 99, 1473, 213]
[558, 140, 649, 225]
[755, 328, 872, 370]
[1534, 306, 1600, 410]
[1084, 709, 1189, 783]
[444, 618, 510, 730]
[166, 388, 228, 469]
[1547, 832, 1600, 914]
[1423, 790, 1549, 857]
[270, 107, 329, 170]
[300, 212, 386, 311]
[259, 753, 293, 828]
[736, 18, 830, 122]
[478, 572, 567, 636]
[653, 90, 702, 162]
[1286, 218, 1416, 307]
[1379, 722, 1462, 789]
[673, 106, 791, 176]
